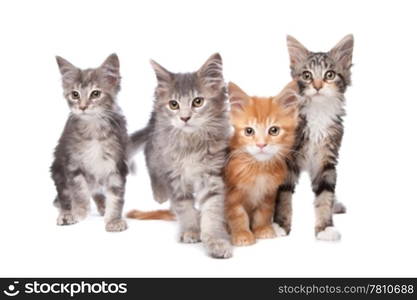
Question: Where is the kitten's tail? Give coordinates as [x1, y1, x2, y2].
[126, 209, 176, 221]
[128, 126, 151, 157]
[127, 126, 151, 174]
[128, 113, 156, 173]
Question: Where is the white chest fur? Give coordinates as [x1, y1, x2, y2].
[72, 116, 118, 180]
[301, 95, 344, 144]
[299, 95, 344, 175]
[179, 154, 205, 184]
[76, 139, 116, 179]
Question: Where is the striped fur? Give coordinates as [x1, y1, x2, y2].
[275, 35, 354, 240]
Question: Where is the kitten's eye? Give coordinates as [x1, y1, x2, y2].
[301, 71, 312, 81]
[71, 91, 80, 99]
[324, 70, 336, 81]
[244, 127, 255, 136]
[268, 126, 280, 136]
[169, 100, 179, 110]
[90, 90, 101, 99]
[192, 97, 204, 108]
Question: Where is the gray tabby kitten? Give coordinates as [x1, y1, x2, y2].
[129, 53, 232, 258]
[274, 35, 354, 241]
[51, 54, 129, 232]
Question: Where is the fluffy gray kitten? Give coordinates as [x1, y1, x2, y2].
[275, 35, 354, 241]
[129, 53, 232, 258]
[51, 54, 128, 232]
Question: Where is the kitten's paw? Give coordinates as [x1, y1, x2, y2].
[57, 213, 78, 226]
[231, 231, 256, 246]
[73, 207, 89, 220]
[205, 238, 233, 259]
[272, 223, 287, 237]
[105, 219, 128, 232]
[253, 225, 277, 239]
[180, 231, 201, 243]
[333, 202, 346, 214]
[316, 226, 341, 241]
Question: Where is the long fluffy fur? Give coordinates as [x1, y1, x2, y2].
[51, 54, 129, 232]
[127, 54, 232, 258]
[225, 82, 298, 246]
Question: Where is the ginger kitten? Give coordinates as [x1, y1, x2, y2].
[225, 82, 298, 246]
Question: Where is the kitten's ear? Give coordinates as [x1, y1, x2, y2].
[329, 34, 354, 69]
[287, 35, 310, 66]
[56, 56, 77, 76]
[56, 56, 81, 86]
[228, 82, 250, 111]
[150, 59, 173, 88]
[198, 53, 224, 90]
[101, 53, 120, 72]
[275, 85, 299, 116]
[100, 53, 121, 87]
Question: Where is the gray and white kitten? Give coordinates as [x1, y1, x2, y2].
[51, 54, 129, 232]
[274, 35, 354, 241]
[129, 53, 232, 258]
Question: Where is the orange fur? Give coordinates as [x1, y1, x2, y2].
[225, 82, 298, 246]
[126, 209, 176, 221]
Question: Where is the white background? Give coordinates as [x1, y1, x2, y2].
[0, 0, 416, 277]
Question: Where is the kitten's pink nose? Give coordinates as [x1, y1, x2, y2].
[80, 105, 87, 111]
[313, 80, 323, 91]
[256, 143, 267, 149]
[180, 116, 191, 123]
